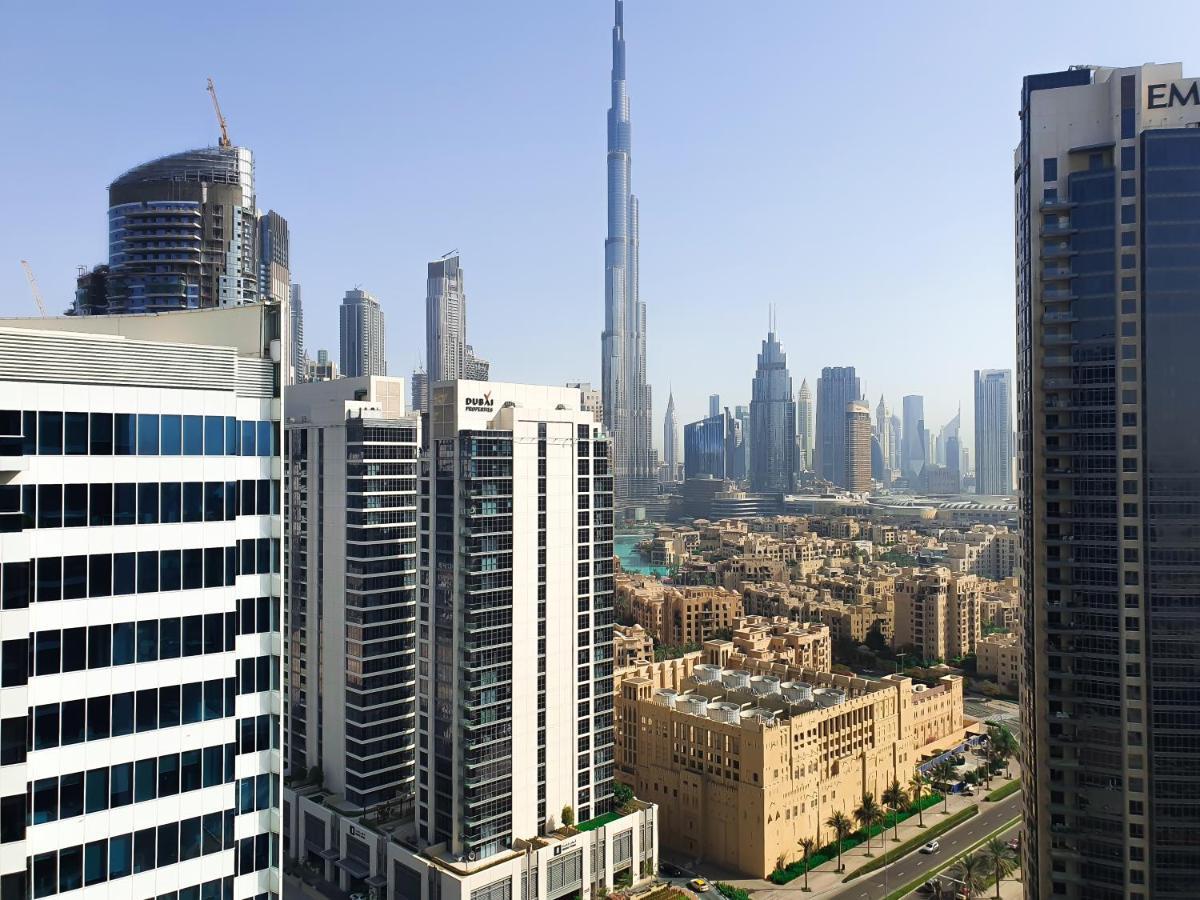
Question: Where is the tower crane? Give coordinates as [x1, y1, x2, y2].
[19, 260, 46, 317]
[206, 77, 231, 148]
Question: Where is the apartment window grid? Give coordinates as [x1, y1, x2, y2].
[536, 423, 548, 823]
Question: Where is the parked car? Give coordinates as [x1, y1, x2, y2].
[920, 840, 941, 854]
[688, 877, 711, 893]
[962, 786, 976, 796]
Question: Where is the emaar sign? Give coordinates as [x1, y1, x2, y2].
[1148, 80, 1200, 109]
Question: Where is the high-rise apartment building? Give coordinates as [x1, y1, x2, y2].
[662, 391, 680, 481]
[0, 304, 283, 900]
[306, 349, 338, 383]
[1017, 62, 1200, 900]
[412, 369, 429, 414]
[845, 400, 872, 492]
[285, 378, 418, 823]
[601, 0, 656, 508]
[258, 210, 290, 305]
[339, 288, 386, 378]
[97, 147, 260, 313]
[888, 413, 902, 472]
[425, 255, 489, 406]
[289, 283, 305, 383]
[566, 382, 604, 424]
[797, 379, 814, 472]
[749, 329, 796, 493]
[974, 369, 1013, 495]
[815, 366, 860, 487]
[901, 394, 926, 479]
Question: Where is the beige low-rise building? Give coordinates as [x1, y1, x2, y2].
[615, 657, 965, 878]
[893, 568, 981, 661]
[618, 574, 743, 647]
[728, 615, 833, 672]
[615, 623, 655, 667]
[975, 632, 1020, 692]
[941, 524, 1020, 580]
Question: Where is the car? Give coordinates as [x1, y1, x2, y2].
[688, 877, 711, 893]
[962, 786, 976, 796]
[920, 840, 940, 854]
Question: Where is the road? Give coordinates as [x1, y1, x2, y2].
[824, 792, 1021, 900]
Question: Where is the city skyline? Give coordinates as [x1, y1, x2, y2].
[6, 1, 1182, 448]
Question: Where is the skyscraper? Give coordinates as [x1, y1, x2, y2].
[289, 283, 305, 382]
[258, 209, 290, 305]
[875, 395, 890, 478]
[845, 400, 872, 492]
[601, 0, 655, 508]
[684, 410, 735, 480]
[749, 327, 796, 493]
[888, 413, 903, 472]
[663, 391, 680, 481]
[285, 377, 418, 818]
[412, 368, 429, 413]
[797, 379, 814, 472]
[901, 394, 926, 479]
[1017, 62, 1200, 900]
[815, 366, 860, 487]
[935, 407, 961, 468]
[339, 288, 386, 378]
[733, 403, 751, 480]
[0, 303, 283, 900]
[974, 369, 1013, 495]
[425, 255, 489, 404]
[708, 394, 721, 418]
[100, 146, 259, 313]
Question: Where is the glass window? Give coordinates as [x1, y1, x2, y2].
[112, 622, 134, 665]
[59, 844, 82, 893]
[241, 420, 255, 456]
[160, 618, 181, 658]
[240, 777, 254, 813]
[157, 822, 178, 867]
[136, 688, 157, 732]
[84, 839, 107, 886]
[109, 832, 132, 879]
[1122, 146, 1135, 171]
[202, 812, 223, 854]
[62, 555, 86, 601]
[136, 551, 158, 594]
[258, 420, 272, 457]
[1122, 203, 1136, 224]
[161, 414, 181, 455]
[136, 621, 157, 663]
[183, 549, 202, 590]
[115, 413, 136, 455]
[33, 851, 56, 899]
[182, 682, 203, 724]
[64, 484, 87, 527]
[111, 552, 135, 596]
[1, 716, 27, 765]
[35, 631, 60, 676]
[62, 627, 85, 673]
[160, 550, 181, 592]
[88, 554, 111, 598]
[203, 679, 223, 720]
[87, 624, 111, 670]
[204, 416, 223, 455]
[204, 613, 224, 654]
[137, 414, 159, 455]
[204, 481, 223, 522]
[37, 484, 62, 528]
[0, 638, 26, 687]
[59, 772, 83, 819]
[205, 547, 223, 588]
[183, 615, 203, 656]
[257, 479, 271, 514]
[32, 776, 57, 824]
[110, 762, 133, 807]
[1043, 157, 1057, 181]
[111, 692, 133, 737]
[161, 482, 181, 523]
[203, 745, 223, 788]
[225, 417, 238, 455]
[0, 794, 25, 843]
[37, 556, 61, 602]
[2, 561, 30, 610]
[135, 758, 156, 803]
[65, 412, 88, 455]
[90, 413, 113, 454]
[114, 482, 136, 525]
[60, 699, 84, 746]
[225, 480, 237, 520]
[86, 696, 109, 741]
[183, 415, 203, 455]
[183, 482, 203, 522]
[89, 483, 112, 526]
[158, 753, 179, 797]
[37, 412, 62, 455]
[33, 704, 59, 749]
[159, 684, 180, 728]
[137, 483, 159, 524]
[180, 817, 201, 861]
[181, 749, 201, 791]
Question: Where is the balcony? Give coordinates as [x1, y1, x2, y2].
[1040, 197, 1076, 212]
[1042, 288, 1076, 302]
[1042, 267, 1075, 281]
[1040, 222, 1077, 237]
[1040, 244, 1077, 261]
[1042, 334, 1077, 346]
[1043, 354, 1072, 367]
[1042, 311, 1077, 325]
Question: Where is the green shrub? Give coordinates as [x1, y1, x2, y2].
[715, 884, 751, 900]
[986, 779, 1021, 802]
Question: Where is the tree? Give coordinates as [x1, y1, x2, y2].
[953, 850, 990, 899]
[799, 837, 816, 892]
[931, 760, 958, 813]
[981, 836, 1018, 899]
[909, 772, 929, 828]
[613, 782, 634, 807]
[987, 722, 1018, 781]
[854, 793, 885, 857]
[825, 811, 853, 873]
[882, 780, 909, 842]
[561, 804, 574, 828]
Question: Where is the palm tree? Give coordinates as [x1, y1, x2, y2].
[882, 780, 908, 842]
[825, 811, 853, 873]
[981, 836, 1018, 899]
[910, 771, 929, 827]
[799, 837, 816, 892]
[932, 760, 957, 813]
[954, 850, 990, 899]
[854, 793, 885, 856]
[987, 722, 1018, 780]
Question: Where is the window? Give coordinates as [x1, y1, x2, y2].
[110, 762, 133, 807]
[161, 415, 181, 455]
[90, 413, 113, 454]
[60, 772, 83, 819]
[112, 692, 134, 736]
[33, 851, 56, 898]
[65, 412, 88, 455]
[137, 483, 159, 524]
[204, 416, 224, 455]
[86, 697, 109, 742]
[0, 639, 26, 687]
[38, 412, 62, 455]
[183, 415, 203, 455]
[84, 840, 106, 886]
[1, 794, 26, 842]
[89, 555, 111, 598]
[158, 754, 179, 796]
[109, 833, 132, 879]
[38, 484, 62, 528]
[89, 483, 112, 526]
[33, 777, 57, 824]
[114, 483, 135, 525]
[115, 413, 136, 455]
[64, 484, 87, 527]
[1043, 158, 1057, 181]
[34, 704, 59, 749]
[183, 482, 203, 522]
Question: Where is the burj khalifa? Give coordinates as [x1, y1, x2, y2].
[602, 0, 656, 508]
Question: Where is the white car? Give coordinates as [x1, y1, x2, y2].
[920, 840, 940, 854]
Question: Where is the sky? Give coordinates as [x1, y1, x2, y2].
[1, 0, 1195, 455]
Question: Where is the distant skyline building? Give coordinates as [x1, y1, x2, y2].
[797, 378, 814, 472]
[425, 255, 489, 406]
[815, 366, 860, 487]
[411, 369, 429, 416]
[601, 0, 656, 508]
[663, 391, 680, 481]
[708, 394, 721, 418]
[0, 304, 283, 900]
[339, 288, 386, 378]
[874, 395, 890, 477]
[749, 326, 796, 493]
[974, 369, 1013, 495]
[888, 412, 903, 472]
[289, 282, 304, 382]
[935, 406, 961, 468]
[901, 394, 927, 479]
[845, 400, 872, 492]
[100, 146, 260, 313]
[733, 403, 751, 480]
[1017, 62, 1200, 900]
[684, 409, 738, 480]
[307, 348, 337, 382]
[258, 209, 290, 305]
[566, 381, 604, 423]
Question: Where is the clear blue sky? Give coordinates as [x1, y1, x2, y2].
[1, 0, 1193, 452]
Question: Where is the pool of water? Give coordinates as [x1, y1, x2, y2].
[614, 533, 671, 577]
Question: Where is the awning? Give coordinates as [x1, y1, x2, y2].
[305, 838, 340, 860]
[367, 874, 388, 888]
[336, 856, 372, 879]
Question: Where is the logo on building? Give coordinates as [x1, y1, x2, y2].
[464, 391, 495, 413]
[1148, 80, 1200, 109]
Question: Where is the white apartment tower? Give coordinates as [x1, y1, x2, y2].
[0, 305, 283, 900]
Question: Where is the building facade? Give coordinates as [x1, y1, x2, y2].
[339, 289, 386, 379]
[797, 379, 814, 472]
[425, 256, 489, 408]
[601, 0, 656, 509]
[901, 394, 926, 480]
[749, 329, 796, 494]
[683, 411, 737, 481]
[973, 369, 1013, 495]
[662, 392, 680, 482]
[0, 304, 283, 900]
[289, 284, 304, 384]
[815, 367, 859, 487]
[845, 400, 872, 492]
[893, 569, 980, 662]
[1017, 62, 1200, 899]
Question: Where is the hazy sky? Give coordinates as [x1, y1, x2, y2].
[1, 1, 1194, 453]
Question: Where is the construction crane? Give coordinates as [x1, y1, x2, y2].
[206, 77, 231, 148]
[19, 260, 46, 317]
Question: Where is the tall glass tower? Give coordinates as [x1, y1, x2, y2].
[1017, 62, 1200, 900]
[601, 0, 655, 508]
[339, 288, 386, 378]
[815, 366, 860, 487]
[749, 327, 796, 493]
[973, 369, 1012, 495]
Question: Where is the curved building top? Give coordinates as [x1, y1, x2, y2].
[109, 146, 253, 194]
